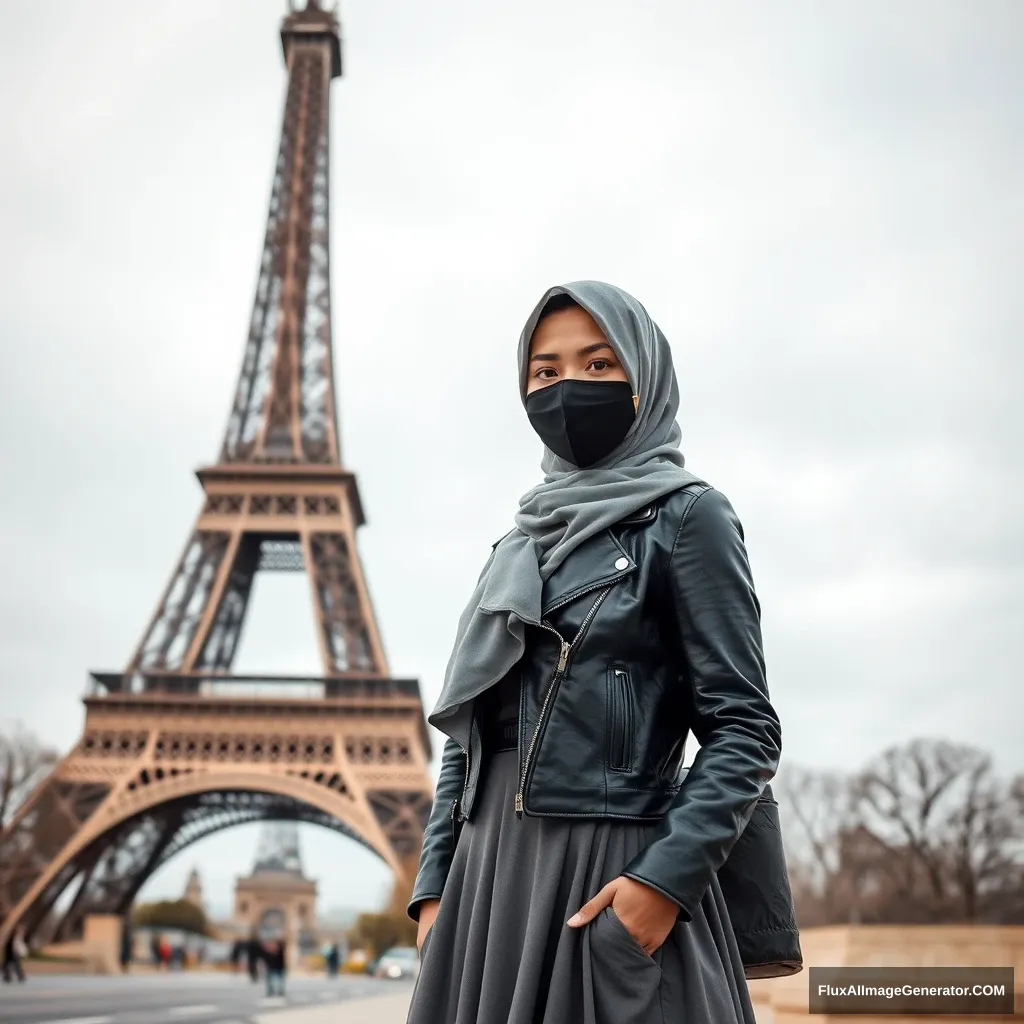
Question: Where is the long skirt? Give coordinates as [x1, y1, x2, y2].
[407, 749, 757, 1024]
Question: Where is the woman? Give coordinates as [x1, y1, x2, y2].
[407, 281, 788, 1024]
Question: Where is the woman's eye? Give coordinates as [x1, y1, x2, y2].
[589, 359, 612, 371]
[535, 367, 557, 379]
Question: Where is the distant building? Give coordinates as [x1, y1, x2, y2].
[183, 867, 204, 911]
[230, 824, 319, 958]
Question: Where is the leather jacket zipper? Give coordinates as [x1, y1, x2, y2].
[609, 666, 633, 771]
[514, 630, 568, 819]
[456, 742, 469, 823]
[515, 585, 613, 818]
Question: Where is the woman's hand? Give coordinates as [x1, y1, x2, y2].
[566, 876, 677, 955]
[416, 899, 440, 953]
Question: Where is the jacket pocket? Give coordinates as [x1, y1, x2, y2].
[607, 665, 634, 772]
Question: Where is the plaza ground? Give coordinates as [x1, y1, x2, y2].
[0, 971, 412, 1024]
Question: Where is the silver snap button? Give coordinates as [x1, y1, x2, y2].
[614, 556, 629, 571]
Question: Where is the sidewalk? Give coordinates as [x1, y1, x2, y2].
[256, 991, 411, 1024]
[254, 986, 772, 1023]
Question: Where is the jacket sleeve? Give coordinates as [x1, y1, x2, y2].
[620, 486, 782, 921]
[407, 736, 467, 921]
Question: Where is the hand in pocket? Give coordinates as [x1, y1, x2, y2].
[567, 876, 677, 955]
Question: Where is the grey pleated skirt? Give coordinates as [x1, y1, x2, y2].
[407, 749, 757, 1024]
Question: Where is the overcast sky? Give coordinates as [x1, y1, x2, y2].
[1, 0, 1021, 919]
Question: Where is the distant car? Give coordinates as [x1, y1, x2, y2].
[342, 948, 371, 974]
[373, 946, 419, 980]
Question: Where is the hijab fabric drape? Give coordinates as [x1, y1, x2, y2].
[429, 281, 703, 743]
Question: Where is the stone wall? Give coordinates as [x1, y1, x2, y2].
[748, 926, 1024, 1023]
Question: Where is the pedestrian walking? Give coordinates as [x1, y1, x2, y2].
[322, 941, 339, 977]
[262, 939, 286, 997]
[2, 926, 27, 983]
[119, 919, 132, 973]
[406, 282, 800, 1024]
[246, 931, 261, 983]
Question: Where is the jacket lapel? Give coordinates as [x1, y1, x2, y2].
[541, 528, 635, 616]
[499, 505, 660, 617]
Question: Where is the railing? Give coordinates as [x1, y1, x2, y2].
[87, 672, 422, 702]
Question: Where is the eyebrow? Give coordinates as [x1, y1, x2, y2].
[529, 341, 614, 363]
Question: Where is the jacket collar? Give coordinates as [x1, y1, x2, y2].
[540, 504, 658, 616]
[616, 504, 656, 525]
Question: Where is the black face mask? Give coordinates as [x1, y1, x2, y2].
[525, 379, 636, 468]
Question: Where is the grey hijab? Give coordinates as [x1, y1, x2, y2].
[428, 281, 703, 744]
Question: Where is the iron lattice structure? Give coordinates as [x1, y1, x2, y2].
[0, 1, 433, 948]
[252, 822, 305, 875]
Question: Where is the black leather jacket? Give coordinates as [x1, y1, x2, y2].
[409, 483, 782, 925]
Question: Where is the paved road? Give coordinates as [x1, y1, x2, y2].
[0, 972, 412, 1024]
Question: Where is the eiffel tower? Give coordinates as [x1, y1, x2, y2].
[0, 0, 433, 948]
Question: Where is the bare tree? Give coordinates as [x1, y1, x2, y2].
[776, 743, 1023, 926]
[0, 724, 58, 830]
[851, 739, 1022, 923]
[972, 771, 1024, 923]
[775, 764, 857, 924]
